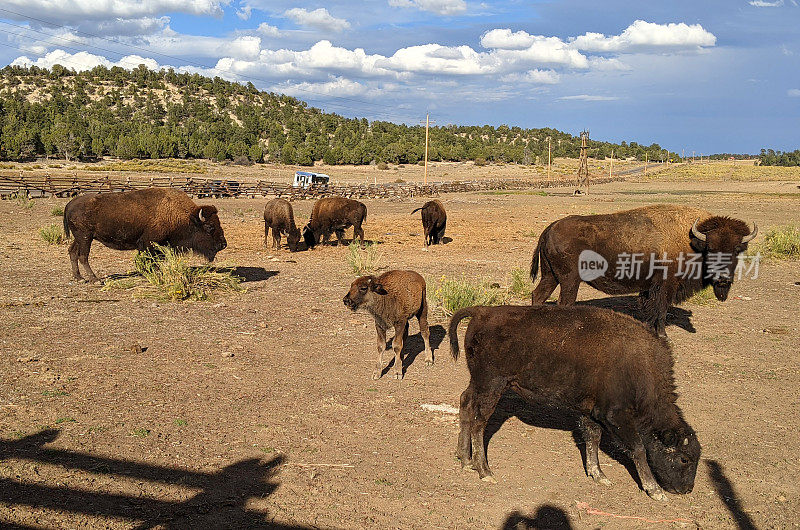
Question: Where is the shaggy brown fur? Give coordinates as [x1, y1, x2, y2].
[449, 304, 701, 500]
[343, 270, 432, 380]
[303, 197, 366, 249]
[411, 199, 447, 246]
[530, 204, 757, 336]
[264, 198, 300, 252]
[63, 188, 226, 282]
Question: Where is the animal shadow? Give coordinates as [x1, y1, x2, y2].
[484, 391, 639, 488]
[706, 459, 757, 530]
[379, 324, 446, 377]
[215, 266, 278, 283]
[576, 295, 696, 334]
[502, 506, 573, 529]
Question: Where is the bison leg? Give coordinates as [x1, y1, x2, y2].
[604, 408, 666, 501]
[531, 270, 559, 305]
[579, 416, 612, 485]
[642, 281, 675, 338]
[417, 300, 433, 365]
[457, 382, 475, 468]
[557, 274, 580, 305]
[321, 231, 332, 245]
[264, 223, 270, 248]
[390, 319, 408, 380]
[76, 236, 99, 283]
[470, 379, 507, 483]
[272, 230, 281, 251]
[353, 224, 365, 249]
[373, 323, 389, 380]
[68, 238, 82, 281]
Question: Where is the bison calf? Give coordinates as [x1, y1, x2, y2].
[411, 199, 446, 247]
[449, 304, 701, 501]
[303, 197, 366, 249]
[264, 198, 300, 252]
[343, 270, 433, 379]
[64, 188, 226, 282]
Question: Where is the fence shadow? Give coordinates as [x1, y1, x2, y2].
[502, 506, 573, 529]
[706, 459, 757, 530]
[576, 295, 696, 334]
[0, 429, 308, 529]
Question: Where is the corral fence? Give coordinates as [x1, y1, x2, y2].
[0, 170, 646, 201]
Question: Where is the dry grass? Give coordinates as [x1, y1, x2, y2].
[39, 223, 64, 245]
[82, 159, 206, 174]
[750, 224, 800, 260]
[508, 268, 532, 299]
[429, 276, 508, 317]
[347, 241, 382, 275]
[653, 161, 799, 182]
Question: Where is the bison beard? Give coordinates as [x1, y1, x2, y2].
[449, 304, 701, 500]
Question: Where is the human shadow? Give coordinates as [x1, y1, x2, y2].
[483, 391, 639, 489]
[576, 295, 696, 334]
[502, 506, 574, 529]
[215, 266, 278, 283]
[706, 459, 757, 530]
[0, 429, 309, 529]
[378, 324, 446, 378]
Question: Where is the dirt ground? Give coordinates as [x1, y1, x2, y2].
[1, 165, 799, 528]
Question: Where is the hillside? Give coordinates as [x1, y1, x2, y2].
[0, 64, 676, 165]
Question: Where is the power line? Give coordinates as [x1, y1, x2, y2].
[0, 7, 414, 120]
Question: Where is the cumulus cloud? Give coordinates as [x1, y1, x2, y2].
[275, 77, 371, 98]
[256, 23, 282, 37]
[0, 0, 228, 22]
[500, 69, 561, 84]
[283, 8, 350, 32]
[558, 94, 620, 101]
[388, 0, 467, 16]
[569, 20, 716, 52]
[788, 88, 800, 96]
[12, 49, 160, 72]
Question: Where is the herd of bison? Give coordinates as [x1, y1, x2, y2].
[58, 186, 761, 503]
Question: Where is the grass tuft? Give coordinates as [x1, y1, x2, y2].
[750, 224, 800, 260]
[687, 286, 718, 306]
[347, 241, 381, 275]
[430, 276, 508, 316]
[508, 268, 532, 299]
[39, 223, 65, 245]
[8, 191, 34, 209]
[51, 206, 64, 216]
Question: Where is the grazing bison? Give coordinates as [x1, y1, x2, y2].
[303, 197, 366, 249]
[411, 199, 447, 247]
[63, 188, 227, 282]
[449, 304, 701, 500]
[343, 270, 433, 379]
[264, 198, 300, 252]
[530, 205, 757, 336]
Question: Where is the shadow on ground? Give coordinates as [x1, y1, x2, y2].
[576, 295, 696, 334]
[502, 506, 573, 529]
[378, 324, 447, 378]
[706, 459, 757, 530]
[216, 266, 278, 283]
[0, 429, 308, 529]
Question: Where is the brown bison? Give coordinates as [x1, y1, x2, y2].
[449, 304, 701, 501]
[343, 270, 433, 379]
[411, 199, 447, 246]
[63, 188, 226, 282]
[264, 198, 300, 252]
[530, 205, 757, 336]
[303, 197, 366, 249]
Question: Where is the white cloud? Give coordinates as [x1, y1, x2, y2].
[11, 49, 159, 72]
[481, 29, 538, 50]
[275, 76, 372, 98]
[388, 0, 467, 16]
[749, 0, 784, 6]
[0, 0, 229, 22]
[558, 94, 620, 101]
[570, 20, 716, 52]
[283, 8, 350, 32]
[236, 5, 252, 20]
[501, 69, 560, 84]
[788, 88, 800, 96]
[90, 16, 170, 37]
[256, 23, 282, 37]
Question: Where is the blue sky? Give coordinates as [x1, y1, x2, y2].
[1, 0, 798, 153]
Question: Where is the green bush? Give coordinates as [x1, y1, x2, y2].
[376, 161, 389, 170]
[508, 268, 532, 299]
[430, 276, 508, 316]
[39, 224, 64, 245]
[347, 241, 381, 275]
[751, 224, 800, 260]
[474, 157, 487, 167]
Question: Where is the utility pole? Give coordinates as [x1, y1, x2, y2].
[419, 113, 435, 186]
[645, 152, 648, 177]
[609, 149, 614, 178]
[547, 137, 552, 181]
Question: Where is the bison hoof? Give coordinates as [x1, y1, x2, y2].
[646, 488, 667, 502]
[425, 358, 434, 366]
[372, 371, 381, 380]
[480, 475, 498, 484]
[460, 461, 474, 471]
[593, 475, 612, 486]
[393, 372, 402, 380]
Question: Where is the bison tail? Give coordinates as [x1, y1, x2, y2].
[410, 206, 423, 215]
[529, 222, 553, 281]
[449, 307, 477, 361]
[62, 209, 70, 239]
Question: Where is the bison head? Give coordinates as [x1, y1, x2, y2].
[690, 217, 757, 301]
[189, 205, 227, 261]
[302, 224, 317, 249]
[343, 275, 387, 311]
[644, 427, 701, 495]
[287, 227, 301, 252]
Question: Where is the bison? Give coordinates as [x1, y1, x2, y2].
[63, 188, 227, 282]
[303, 197, 366, 249]
[530, 205, 757, 337]
[343, 270, 433, 380]
[411, 199, 447, 247]
[264, 198, 300, 252]
[449, 304, 701, 501]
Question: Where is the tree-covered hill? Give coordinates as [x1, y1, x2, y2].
[0, 64, 677, 165]
[758, 149, 800, 167]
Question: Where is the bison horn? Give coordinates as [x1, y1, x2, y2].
[691, 219, 706, 242]
[198, 208, 206, 223]
[741, 222, 758, 243]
